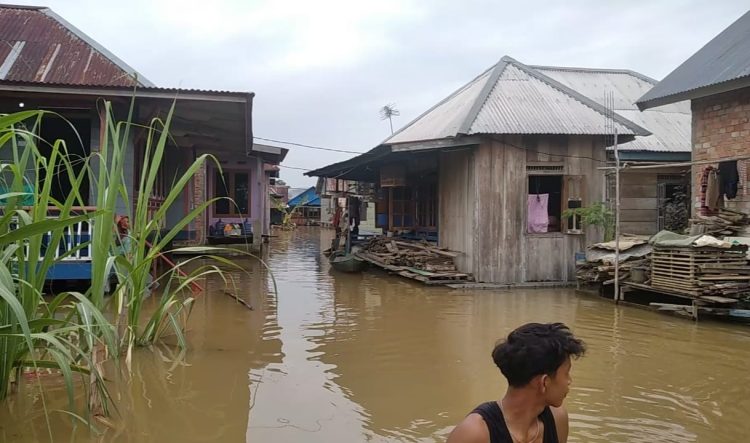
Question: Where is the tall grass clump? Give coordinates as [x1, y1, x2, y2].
[0, 111, 117, 424]
[89, 100, 231, 357]
[0, 95, 269, 424]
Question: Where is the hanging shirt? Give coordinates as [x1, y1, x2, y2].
[528, 194, 549, 233]
[719, 160, 739, 200]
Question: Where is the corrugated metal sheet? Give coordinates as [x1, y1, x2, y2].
[637, 10, 750, 109]
[0, 78, 253, 98]
[384, 56, 648, 147]
[0, 5, 152, 86]
[469, 64, 637, 136]
[535, 66, 691, 152]
[385, 67, 492, 144]
[614, 110, 691, 152]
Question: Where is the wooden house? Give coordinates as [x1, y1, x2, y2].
[0, 5, 284, 279]
[287, 187, 321, 225]
[531, 66, 692, 234]
[308, 56, 652, 284]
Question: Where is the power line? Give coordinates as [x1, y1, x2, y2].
[278, 164, 312, 172]
[254, 136, 364, 155]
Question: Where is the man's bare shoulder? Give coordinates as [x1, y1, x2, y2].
[446, 413, 489, 443]
[550, 406, 569, 443]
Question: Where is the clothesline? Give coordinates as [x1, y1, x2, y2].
[597, 154, 750, 171]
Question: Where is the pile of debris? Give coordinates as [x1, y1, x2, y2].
[576, 235, 652, 285]
[356, 237, 471, 284]
[689, 208, 750, 237]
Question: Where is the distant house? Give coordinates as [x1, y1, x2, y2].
[0, 5, 284, 278]
[532, 66, 692, 234]
[287, 186, 321, 225]
[317, 178, 376, 231]
[637, 10, 750, 216]
[308, 56, 652, 284]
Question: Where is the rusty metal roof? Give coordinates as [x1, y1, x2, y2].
[533, 66, 691, 152]
[384, 56, 649, 146]
[0, 4, 153, 86]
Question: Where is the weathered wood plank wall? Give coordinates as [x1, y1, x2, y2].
[616, 167, 688, 235]
[438, 135, 606, 284]
[438, 149, 476, 274]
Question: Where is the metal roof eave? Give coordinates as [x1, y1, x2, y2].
[304, 146, 390, 179]
[0, 81, 254, 102]
[637, 75, 750, 110]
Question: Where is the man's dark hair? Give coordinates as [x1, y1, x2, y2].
[491, 322, 586, 387]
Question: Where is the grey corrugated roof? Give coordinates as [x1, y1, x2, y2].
[637, 10, 750, 110]
[384, 56, 649, 145]
[534, 66, 691, 152]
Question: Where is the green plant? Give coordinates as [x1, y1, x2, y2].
[563, 202, 615, 241]
[0, 111, 117, 428]
[271, 196, 306, 230]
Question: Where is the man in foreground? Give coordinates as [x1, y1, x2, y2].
[447, 323, 586, 443]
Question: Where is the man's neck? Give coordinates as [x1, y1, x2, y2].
[500, 388, 546, 429]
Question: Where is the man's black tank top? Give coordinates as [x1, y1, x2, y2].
[471, 401, 559, 443]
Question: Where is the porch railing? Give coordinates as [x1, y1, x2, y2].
[10, 207, 95, 262]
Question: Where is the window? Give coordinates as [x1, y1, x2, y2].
[214, 170, 251, 217]
[415, 182, 437, 228]
[391, 186, 413, 228]
[527, 175, 562, 233]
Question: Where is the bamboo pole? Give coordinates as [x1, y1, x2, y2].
[614, 126, 621, 304]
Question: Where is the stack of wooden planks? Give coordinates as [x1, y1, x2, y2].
[356, 237, 472, 285]
[689, 208, 750, 236]
[576, 236, 652, 285]
[651, 245, 750, 298]
[579, 259, 650, 285]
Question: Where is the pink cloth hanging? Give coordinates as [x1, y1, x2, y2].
[527, 194, 549, 233]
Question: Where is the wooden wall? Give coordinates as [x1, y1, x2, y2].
[438, 135, 606, 284]
[615, 166, 689, 235]
[438, 149, 476, 274]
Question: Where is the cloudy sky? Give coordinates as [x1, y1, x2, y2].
[16, 0, 748, 187]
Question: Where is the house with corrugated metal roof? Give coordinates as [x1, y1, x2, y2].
[637, 10, 750, 217]
[532, 65, 692, 234]
[0, 4, 285, 279]
[307, 56, 671, 284]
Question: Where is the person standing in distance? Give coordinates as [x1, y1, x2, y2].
[447, 323, 586, 443]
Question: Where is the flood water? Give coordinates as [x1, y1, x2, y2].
[2, 227, 750, 442]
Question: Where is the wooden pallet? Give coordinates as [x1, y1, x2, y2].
[651, 247, 750, 295]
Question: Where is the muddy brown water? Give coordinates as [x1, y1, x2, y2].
[1, 227, 749, 442]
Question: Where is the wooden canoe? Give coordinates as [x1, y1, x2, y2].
[329, 251, 368, 273]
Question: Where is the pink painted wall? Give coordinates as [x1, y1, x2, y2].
[205, 154, 266, 239]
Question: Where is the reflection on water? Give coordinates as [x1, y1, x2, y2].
[1, 227, 750, 442]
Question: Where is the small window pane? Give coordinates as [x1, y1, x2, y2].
[234, 173, 249, 215]
[215, 171, 230, 215]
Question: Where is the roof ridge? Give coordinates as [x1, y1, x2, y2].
[457, 57, 509, 134]
[381, 62, 497, 145]
[0, 4, 47, 10]
[506, 57, 650, 136]
[531, 64, 659, 85]
[38, 7, 156, 87]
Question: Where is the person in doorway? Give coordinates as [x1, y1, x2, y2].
[332, 203, 343, 235]
[447, 323, 586, 443]
[114, 215, 131, 256]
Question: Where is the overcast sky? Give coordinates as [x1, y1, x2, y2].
[15, 0, 749, 187]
